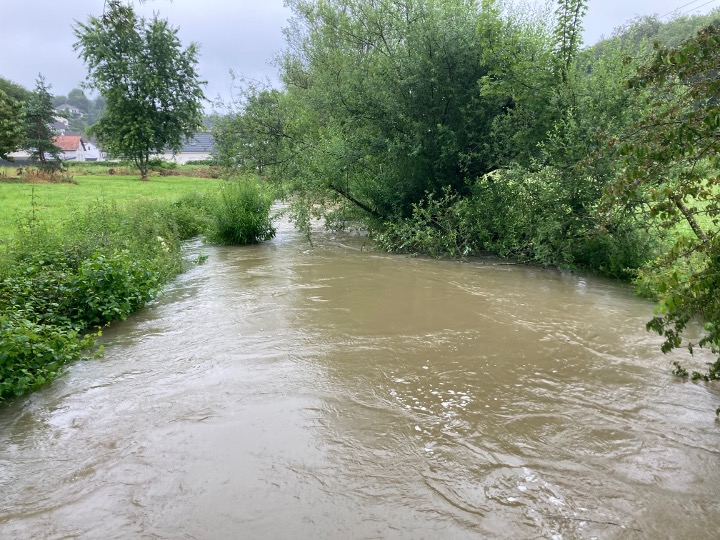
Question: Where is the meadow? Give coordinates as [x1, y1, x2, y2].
[0, 172, 221, 239]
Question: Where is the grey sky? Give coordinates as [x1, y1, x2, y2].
[1, 0, 718, 106]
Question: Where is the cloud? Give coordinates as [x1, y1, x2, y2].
[0, 0, 291, 104]
[2, 0, 717, 104]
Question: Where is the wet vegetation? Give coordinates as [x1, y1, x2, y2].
[0, 172, 275, 401]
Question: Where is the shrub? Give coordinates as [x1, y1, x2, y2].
[373, 187, 477, 258]
[0, 313, 94, 399]
[205, 178, 276, 245]
[0, 197, 207, 401]
[374, 167, 655, 279]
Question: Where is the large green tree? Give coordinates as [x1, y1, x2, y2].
[274, 0, 513, 226]
[74, 0, 206, 179]
[23, 75, 61, 167]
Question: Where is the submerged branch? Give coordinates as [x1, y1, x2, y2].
[329, 183, 383, 219]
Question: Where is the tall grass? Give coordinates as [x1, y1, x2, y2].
[0, 175, 222, 240]
[205, 178, 276, 245]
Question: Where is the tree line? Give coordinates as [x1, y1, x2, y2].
[0, 75, 64, 166]
[0, 77, 105, 166]
[0, 0, 206, 178]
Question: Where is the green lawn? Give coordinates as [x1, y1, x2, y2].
[0, 175, 222, 239]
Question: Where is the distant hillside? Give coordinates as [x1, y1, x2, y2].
[592, 8, 720, 55]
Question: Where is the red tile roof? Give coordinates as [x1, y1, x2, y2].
[53, 135, 83, 151]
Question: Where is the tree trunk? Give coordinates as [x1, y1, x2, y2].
[674, 195, 709, 244]
[329, 184, 383, 219]
[35, 121, 46, 166]
[137, 154, 150, 181]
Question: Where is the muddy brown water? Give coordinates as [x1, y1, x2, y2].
[1, 217, 719, 539]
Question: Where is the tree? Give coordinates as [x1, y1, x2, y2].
[213, 78, 287, 174]
[23, 75, 61, 167]
[74, 0, 206, 179]
[277, 0, 511, 226]
[552, 0, 588, 84]
[67, 88, 91, 113]
[610, 23, 720, 380]
[0, 77, 32, 103]
[0, 90, 25, 161]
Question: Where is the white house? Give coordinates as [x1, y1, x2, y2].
[156, 133, 215, 164]
[54, 103, 83, 118]
[82, 140, 104, 161]
[53, 135, 86, 161]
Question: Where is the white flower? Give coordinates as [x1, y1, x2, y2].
[156, 236, 169, 252]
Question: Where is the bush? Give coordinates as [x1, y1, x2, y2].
[373, 187, 476, 258]
[205, 178, 276, 245]
[0, 198, 206, 401]
[0, 313, 94, 399]
[70, 250, 164, 325]
[181, 159, 218, 166]
[374, 167, 655, 279]
[148, 157, 178, 171]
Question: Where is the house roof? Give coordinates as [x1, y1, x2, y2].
[54, 135, 84, 151]
[180, 133, 214, 153]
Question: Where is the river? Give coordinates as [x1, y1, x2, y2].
[1, 217, 719, 539]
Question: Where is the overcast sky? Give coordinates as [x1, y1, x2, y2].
[1, 0, 718, 107]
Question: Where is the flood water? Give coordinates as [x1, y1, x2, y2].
[1, 217, 719, 539]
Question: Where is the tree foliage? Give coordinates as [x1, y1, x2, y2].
[273, 0, 517, 224]
[74, 0, 206, 179]
[0, 89, 25, 161]
[67, 88, 91, 112]
[610, 22, 720, 375]
[0, 77, 32, 103]
[602, 8, 720, 52]
[552, 0, 587, 83]
[212, 78, 287, 174]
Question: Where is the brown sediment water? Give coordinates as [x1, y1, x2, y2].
[1, 216, 719, 539]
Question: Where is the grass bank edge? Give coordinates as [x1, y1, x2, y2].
[0, 176, 275, 402]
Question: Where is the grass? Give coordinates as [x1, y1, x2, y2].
[0, 175, 222, 240]
[64, 161, 221, 177]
